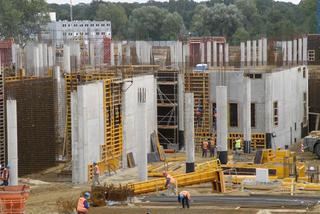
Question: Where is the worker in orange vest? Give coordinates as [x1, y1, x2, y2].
[92, 162, 100, 186]
[0, 165, 10, 186]
[178, 190, 191, 208]
[163, 171, 177, 195]
[201, 139, 209, 158]
[77, 192, 90, 214]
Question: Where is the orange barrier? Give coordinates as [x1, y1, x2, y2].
[0, 185, 30, 214]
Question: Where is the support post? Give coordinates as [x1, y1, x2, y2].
[185, 93, 195, 173]
[240, 42, 245, 67]
[7, 100, 18, 186]
[137, 89, 147, 181]
[246, 40, 251, 66]
[243, 77, 251, 153]
[216, 86, 228, 164]
[178, 74, 185, 149]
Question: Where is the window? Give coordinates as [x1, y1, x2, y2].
[303, 67, 306, 78]
[251, 103, 256, 128]
[80, 24, 83, 27]
[101, 24, 105, 26]
[308, 50, 315, 61]
[68, 24, 71, 27]
[85, 24, 89, 27]
[90, 24, 94, 27]
[62, 24, 66, 27]
[254, 74, 262, 79]
[273, 101, 278, 126]
[96, 32, 100, 35]
[229, 103, 238, 127]
[63, 32, 66, 36]
[74, 24, 78, 27]
[303, 92, 307, 125]
[101, 32, 105, 35]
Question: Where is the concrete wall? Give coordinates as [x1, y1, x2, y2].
[72, 81, 105, 184]
[209, 66, 308, 148]
[122, 75, 157, 168]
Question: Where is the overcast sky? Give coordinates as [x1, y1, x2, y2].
[46, 0, 301, 5]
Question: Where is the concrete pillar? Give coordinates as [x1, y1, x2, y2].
[240, 42, 245, 67]
[126, 46, 131, 65]
[246, 40, 251, 66]
[216, 86, 228, 164]
[71, 91, 79, 184]
[48, 46, 54, 69]
[185, 93, 195, 173]
[118, 43, 122, 65]
[288, 41, 292, 65]
[224, 43, 229, 66]
[89, 41, 95, 67]
[137, 97, 147, 181]
[298, 38, 303, 63]
[7, 100, 18, 186]
[265, 74, 273, 149]
[200, 42, 205, 63]
[111, 42, 115, 66]
[38, 44, 44, 76]
[75, 43, 81, 71]
[178, 74, 185, 149]
[63, 45, 71, 73]
[302, 37, 308, 64]
[252, 40, 257, 66]
[263, 38, 268, 65]
[34, 46, 40, 76]
[207, 41, 211, 66]
[258, 39, 263, 66]
[213, 41, 217, 67]
[42, 43, 48, 76]
[282, 41, 287, 65]
[243, 77, 251, 153]
[293, 39, 297, 65]
[219, 44, 223, 66]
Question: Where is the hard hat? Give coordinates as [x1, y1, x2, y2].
[84, 192, 90, 199]
[93, 162, 97, 165]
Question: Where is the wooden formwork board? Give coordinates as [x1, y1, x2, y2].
[185, 72, 210, 143]
[227, 133, 267, 150]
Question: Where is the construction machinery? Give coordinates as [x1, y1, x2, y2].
[304, 131, 320, 158]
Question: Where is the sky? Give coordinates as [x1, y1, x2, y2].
[46, 0, 301, 5]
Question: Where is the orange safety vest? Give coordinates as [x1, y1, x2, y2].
[202, 141, 208, 150]
[77, 197, 88, 213]
[167, 174, 176, 184]
[94, 165, 100, 175]
[180, 191, 191, 199]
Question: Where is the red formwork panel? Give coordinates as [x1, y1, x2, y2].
[0, 39, 13, 67]
[103, 37, 111, 64]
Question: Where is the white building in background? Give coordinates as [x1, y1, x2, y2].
[42, 17, 112, 46]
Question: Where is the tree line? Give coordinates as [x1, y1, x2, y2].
[0, 0, 317, 45]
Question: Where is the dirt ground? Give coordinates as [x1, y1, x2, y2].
[24, 149, 320, 214]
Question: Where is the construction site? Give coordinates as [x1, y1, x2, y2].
[1, 12, 320, 214]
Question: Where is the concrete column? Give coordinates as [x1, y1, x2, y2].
[111, 43, 115, 66]
[302, 37, 308, 64]
[185, 93, 195, 173]
[265, 74, 273, 149]
[89, 41, 95, 67]
[38, 44, 44, 76]
[178, 74, 185, 149]
[118, 43, 122, 65]
[207, 41, 211, 66]
[7, 100, 18, 186]
[293, 39, 297, 65]
[48, 46, 54, 69]
[126, 46, 131, 65]
[213, 41, 217, 67]
[252, 40, 257, 66]
[200, 42, 205, 63]
[263, 38, 268, 65]
[216, 86, 228, 164]
[34, 46, 40, 76]
[243, 77, 251, 153]
[75, 43, 81, 71]
[219, 44, 223, 66]
[240, 42, 245, 67]
[298, 38, 302, 63]
[282, 41, 287, 65]
[258, 39, 263, 66]
[224, 43, 229, 66]
[71, 91, 79, 184]
[288, 41, 292, 65]
[246, 40, 251, 66]
[137, 98, 147, 181]
[42, 43, 48, 76]
[63, 45, 71, 73]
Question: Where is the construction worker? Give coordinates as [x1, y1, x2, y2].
[163, 171, 177, 195]
[77, 192, 90, 214]
[0, 165, 10, 186]
[178, 190, 191, 208]
[201, 139, 209, 158]
[235, 137, 241, 157]
[92, 162, 100, 186]
[210, 137, 216, 158]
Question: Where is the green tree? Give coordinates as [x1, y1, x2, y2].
[232, 27, 250, 44]
[161, 12, 184, 40]
[95, 3, 128, 39]
[0, 0, 49, 46]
